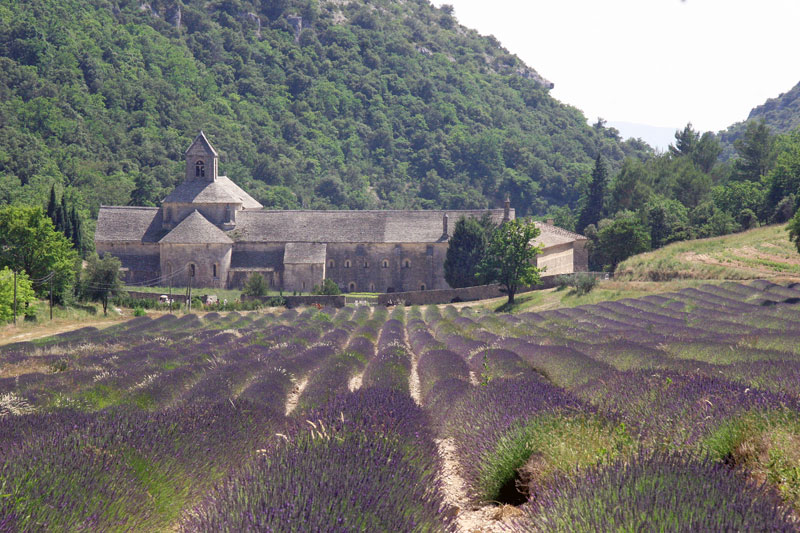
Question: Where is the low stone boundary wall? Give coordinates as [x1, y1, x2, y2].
[376, 274, 563, 306]
[126, 290, 188, 304]
[243, 294, 346, 308]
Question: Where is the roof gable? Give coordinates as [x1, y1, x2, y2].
[184, 131, 218, 157]
[159, 210, 233, 244]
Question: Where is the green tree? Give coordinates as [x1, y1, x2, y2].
[0, 267, 36, 323]
[610, 158, 652, 213]
[669, 123, 699, 159]
[478, 218, 543, 305]
[733, 120, 776, 181]
[243, 273, 269, 297]
[576, 155, 609, 235]
[594, 211, 651, 271]
[711, 181, 766, 227]
[765, 130, 800, 215]
[693, 132, 722, 173]
[0, 205, 78, 303]
[645, 196, 690, 249]
[80, 253, 123, 316]
[444, 216, 490, 288]
[788, 208, 800, 254]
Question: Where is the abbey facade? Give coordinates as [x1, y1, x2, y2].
[95, 133, 588, 293]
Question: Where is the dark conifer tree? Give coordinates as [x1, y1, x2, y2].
[70, 206, 83, 256]
[60, 194, 72, 241]
[444, 216, 489, 288]
[576, 155, 609, 235]
[46, 184, 58, 222]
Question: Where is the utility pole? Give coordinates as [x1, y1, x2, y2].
[12, 269, 17, 326]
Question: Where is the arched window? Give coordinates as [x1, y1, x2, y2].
[363, 261, 369, 268]
[348, 282, 356, 292]
[344, 259, 351, 268]
[382, 259, 389, 268]
[369, 283, 375, 292]
[212, 264, 218, 278]
[189, 263, 196, 278]
[328, 259, 335, 269]
[403, 259, 411, 269]
[195, 160, 205, 178]
[420, 283, 426, 291]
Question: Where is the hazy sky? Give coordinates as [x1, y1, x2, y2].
[434, 0, 800, 133]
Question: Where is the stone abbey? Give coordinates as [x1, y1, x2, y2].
[95, 133, 588, 293]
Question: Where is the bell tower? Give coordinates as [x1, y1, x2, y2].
[184, 131, 218, 183]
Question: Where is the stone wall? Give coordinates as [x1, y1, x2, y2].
[160, 242, 232, 288]
[376, 275, 562, 306]
[325, 242, 447, 293]
[163, 202, 234, 229]
[228, 269, 280, 290]
[284, 263, 325, 293]
[573, 239, 589, 272]
[243, 294, 346, 308]
[536, 242, 575, 276]
[97, 242, 160, 284]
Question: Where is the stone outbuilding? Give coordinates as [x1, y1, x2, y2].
[95, 132, 588, 292]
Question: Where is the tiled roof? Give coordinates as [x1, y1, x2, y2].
[159, 210, 233, 244]
[184, 131, 218, 157]
[162, 176, 262, 209]
[534, 221, 587, 248]
[95, 206, 164, 243]
[284, 242, 327, 264]
[230, 249, 284, 268]
[234, 209, 511, 244]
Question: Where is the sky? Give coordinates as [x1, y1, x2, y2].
[434, 0, 800, 139]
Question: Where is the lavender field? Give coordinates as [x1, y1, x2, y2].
[2, 281, 800, 531]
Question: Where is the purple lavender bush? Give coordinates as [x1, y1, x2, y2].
[517, 450, 796, 532]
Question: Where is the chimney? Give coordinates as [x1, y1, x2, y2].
[442, 212, 449, 239]
[503, 195, 510, 223]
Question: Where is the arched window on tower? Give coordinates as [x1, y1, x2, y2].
[195, 160, 205, 178]
[189, 264, 196, 278]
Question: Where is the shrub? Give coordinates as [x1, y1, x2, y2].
[557, 273, 597, 296]
[133, 307, 146, 317]
[312, 278, 341, 295]
[242, 273, 268, 297]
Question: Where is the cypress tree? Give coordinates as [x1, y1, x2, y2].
[46, 184, 58, 222]
[60, 194, 72, 241]
[70, 207, 83, 255]
[576, 155, 609, 235]
[444, 216, 489, 288]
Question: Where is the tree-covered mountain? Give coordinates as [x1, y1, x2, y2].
[719, 80, 800, 159]
[0, 0, 650, 231]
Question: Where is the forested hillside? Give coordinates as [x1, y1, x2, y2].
[0, 0, 649, 229]
[720, 80, 800, 159]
